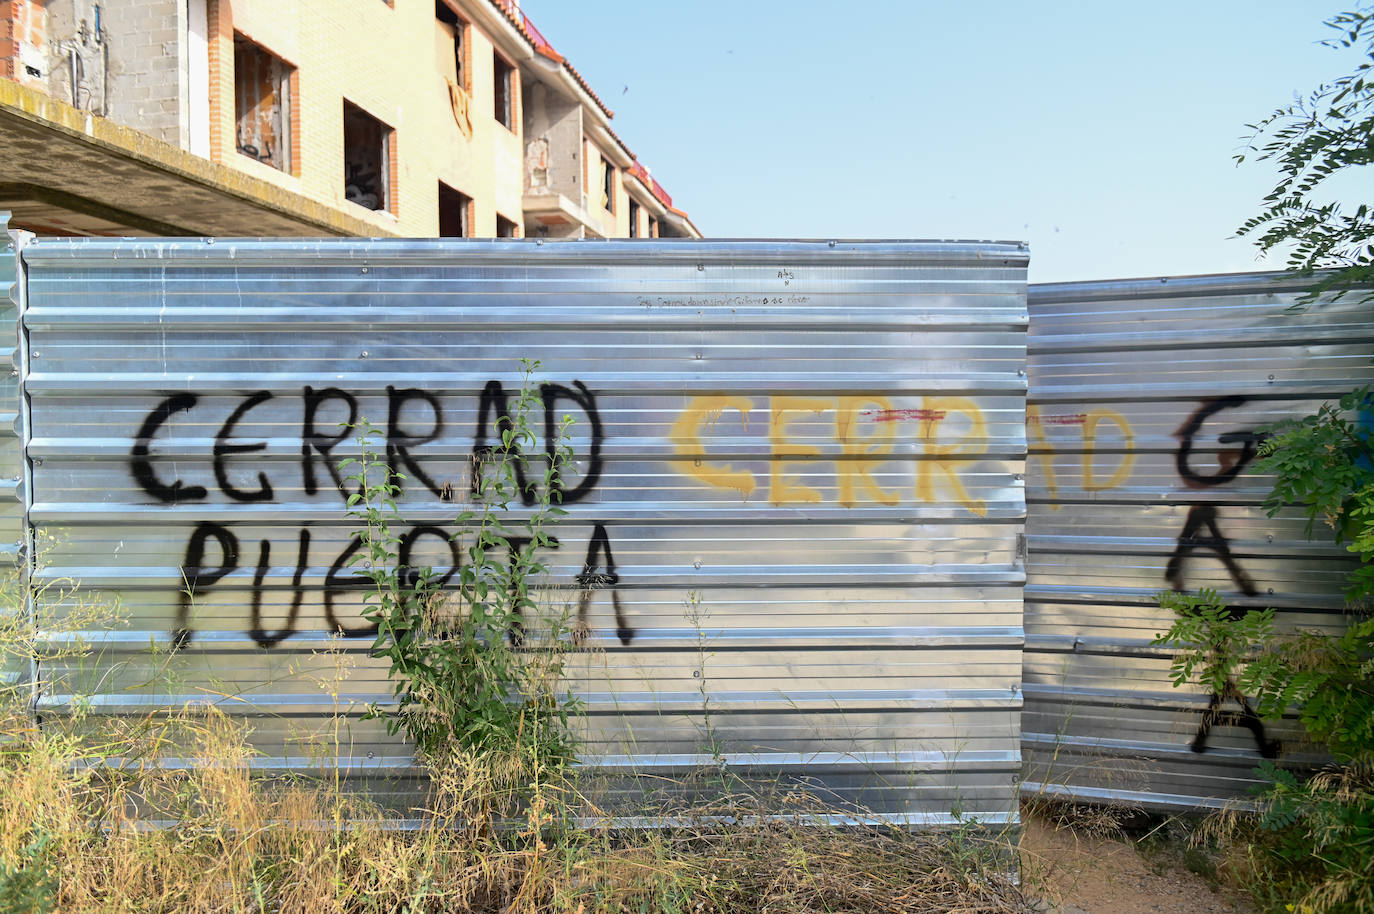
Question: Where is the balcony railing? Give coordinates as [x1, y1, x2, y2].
[520, 13, 557, 57]
[492, 0, 561, 61]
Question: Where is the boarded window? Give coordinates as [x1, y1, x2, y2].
[493, 53, 514, 129]
[234, 36, 292, 172]
[438, 182, 470, 237]
[434, 1, 465, 88]
[344, 102, 391, 212]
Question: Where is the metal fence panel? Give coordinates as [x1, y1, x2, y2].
[1023, 272, 1373, 809]
[22, 237, 1029, 826]
[0, 220, 26, 704]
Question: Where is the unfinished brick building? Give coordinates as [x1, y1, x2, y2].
[0, 0, 698, 239]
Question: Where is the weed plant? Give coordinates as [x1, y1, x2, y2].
[346, 373, 576, 750]
[1153, 388, 1374, 913]
[344, 358, 581, 836]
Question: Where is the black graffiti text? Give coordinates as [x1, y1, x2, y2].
[170, 521, 635, 650]
[130, 380, 604, 509]
[1168, 396, 1274, 756]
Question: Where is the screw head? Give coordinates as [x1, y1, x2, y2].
[693, 560, 702, 569]
[361, 266, 369, 274]
[360, 351, 369, 359]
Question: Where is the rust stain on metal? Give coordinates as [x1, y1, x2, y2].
[1028, 413, 1087, 426]
[862, 408, 948, 423]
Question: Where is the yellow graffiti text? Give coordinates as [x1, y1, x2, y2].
[770, 397, 831, 506]
[671, 394, 992, 515]
[668, 396, 758, 499]
[914, 397, 987, 517]
[834, 395, 899, 508]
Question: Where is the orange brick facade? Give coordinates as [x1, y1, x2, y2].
[0, 0, 45, 87]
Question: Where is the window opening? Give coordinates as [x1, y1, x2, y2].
[435, 1, 465, 88]
[493, 52, 514, 129]
[234, 36, 293, 172]
[496, 214, 519, 238]
[600, 157, 614, 212]
[344, 101, 391, 211]
[438, 182, 471, 236]
[628, 199, 640, 237]
[648, 215, 658, 238]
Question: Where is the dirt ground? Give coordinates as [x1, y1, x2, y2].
[1019, 814, 1255, 914]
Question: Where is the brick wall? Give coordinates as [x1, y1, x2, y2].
[45, 0, 182, 145]
[0, 0, 46, 89]
[206, 0, 229, 163]
[220, 0, 525, 235]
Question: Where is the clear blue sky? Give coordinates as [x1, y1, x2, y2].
[521, 1, 1369, 283]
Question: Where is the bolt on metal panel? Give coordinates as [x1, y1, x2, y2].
[1023, 271, 1373, 809]
[21, 237, 1029, 826]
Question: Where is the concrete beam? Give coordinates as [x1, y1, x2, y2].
[0, 79, 395, 238]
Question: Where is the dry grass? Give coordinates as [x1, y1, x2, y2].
[1187, 763, 1374, 914]
[0, 551, 1032, 913]
[1020, 794, 1151, 840]
[0, 707, 1033, 914]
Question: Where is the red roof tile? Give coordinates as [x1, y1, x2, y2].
[487, 0, 614, 120]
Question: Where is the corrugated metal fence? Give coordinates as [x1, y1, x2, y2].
[20, 235, 1029, 826]
[14, 226, 1366, 820]
[1022, 272, 1372, 809]
[0, 226, 24, 700]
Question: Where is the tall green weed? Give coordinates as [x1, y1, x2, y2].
[1155, 383, 1374, 913]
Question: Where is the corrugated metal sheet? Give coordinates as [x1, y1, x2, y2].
[1023, 271, 1373, 810]
[0, 219, 27, 702]
[22, 237, 1029, 826]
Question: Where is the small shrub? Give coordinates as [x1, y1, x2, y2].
[1153, 385, 1374, 913]
[0, 831, 55, 914]
[347, 360, 580, 816]
[1153, 588, 1274, 700]
[1244, 383, 1374, 764]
